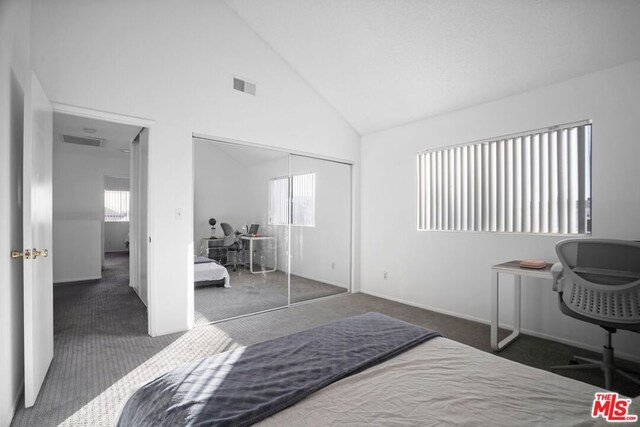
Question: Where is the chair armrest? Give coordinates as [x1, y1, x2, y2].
[551, 262, 563, 292]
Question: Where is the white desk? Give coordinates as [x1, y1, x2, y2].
[240, 235, 277, 274]
[491, 260, 553, 351]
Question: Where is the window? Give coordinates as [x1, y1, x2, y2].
[269, 173, 316, 226]
[417, 121, 591, 234]
[104, 190, 130, 222]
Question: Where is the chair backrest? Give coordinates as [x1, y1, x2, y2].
[555, 239, 640, 324]
[220, 222, 234, 237]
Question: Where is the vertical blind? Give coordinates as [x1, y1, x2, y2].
[269, 173, 316, 226]
[269, 177, 290, 225]
[417, 122, 591, 234]
[104, 190, 130, 222]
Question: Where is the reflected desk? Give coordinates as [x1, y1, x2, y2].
[240, 235, 277, 274]
[491, 260, 553, 352]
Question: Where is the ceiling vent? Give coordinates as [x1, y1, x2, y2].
[61, 134, 104, 148]
[233, 77, 256, 96]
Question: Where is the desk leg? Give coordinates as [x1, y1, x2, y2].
[492, 273, 523, 352]
[513, 275, 521, 337]
[491, 270, 499, 351]
[249, 240, 255, 274]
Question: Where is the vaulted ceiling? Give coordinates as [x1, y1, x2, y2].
[225, 0, 640, 135]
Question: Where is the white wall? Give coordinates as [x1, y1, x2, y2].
[104, 222, 129, 252]
[0, 0, 31, 423]
[52, 143, 129, 283]
[361, 60, 640, 360]
[193, 141, 255, 246]
[30, 0, 361, 335]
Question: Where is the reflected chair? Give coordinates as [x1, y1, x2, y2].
[220, 222, 243, 271]
[550, 238, 640, 390]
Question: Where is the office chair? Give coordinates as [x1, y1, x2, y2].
[551, 238, 640, 390]
[220, 222, 243, 271]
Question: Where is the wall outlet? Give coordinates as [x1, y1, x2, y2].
[383, 271, 389, 280]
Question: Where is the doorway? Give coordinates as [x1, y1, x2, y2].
[192, 137, 353, 325]
[51, 111, 151, 328]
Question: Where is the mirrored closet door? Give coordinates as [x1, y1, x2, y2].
[288, 154, 351, 303]
[193, 139, 289, 324]
[193, 139, 352, 325]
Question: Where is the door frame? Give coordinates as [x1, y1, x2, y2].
[51, 103, 157, 336]
[191, 132, 355, 322]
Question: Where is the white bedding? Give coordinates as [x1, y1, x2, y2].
[194, 257, 230, 288]
[258, 337, 606, 426]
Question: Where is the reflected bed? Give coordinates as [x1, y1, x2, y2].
[194, 256, 230, 288]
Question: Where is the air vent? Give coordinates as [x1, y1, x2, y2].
[233, 77, 256, 96]
[61, 134, 104, 147]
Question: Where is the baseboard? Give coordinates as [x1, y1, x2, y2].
[289, 271, 349, 289]
[53, 276, 102, 285]
[360, 290, 640, 364]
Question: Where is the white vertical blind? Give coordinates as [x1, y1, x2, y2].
[104, 190, 130, 222]
[269, 173, 315, 226]
[417, 122, 591, 234]
[291, 173, 315, 226]
[269, 177, 290, 225]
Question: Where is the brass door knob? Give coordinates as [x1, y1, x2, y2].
[32, 248, 49, 259]
[11, 249, 31, 259]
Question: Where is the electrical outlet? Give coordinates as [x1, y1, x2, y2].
[383, 271, 389, 280]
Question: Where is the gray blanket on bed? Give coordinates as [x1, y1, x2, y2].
[116, 312, 441, 427]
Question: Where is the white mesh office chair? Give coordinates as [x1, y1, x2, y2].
[220, 223, 243, 271]
[551, 238, 640, 390]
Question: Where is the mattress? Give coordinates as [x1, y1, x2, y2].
[257, 337, 605, 426]
[194, 257, 230, 288]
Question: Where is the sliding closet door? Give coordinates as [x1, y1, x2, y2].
[288, 155, 351, 303]
[192, 139, 289, 324]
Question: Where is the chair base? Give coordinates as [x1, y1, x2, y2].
[551, 345, 640, 390]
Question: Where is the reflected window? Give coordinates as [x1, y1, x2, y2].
[269, 173, 315, 227]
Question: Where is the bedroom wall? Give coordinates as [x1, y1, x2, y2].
[193, 140, 254, 248]
[361, 60, 640, 360]
[30, 0, 360, 334]
[0, 0, 31, 423]
[53, 143, 130, 283]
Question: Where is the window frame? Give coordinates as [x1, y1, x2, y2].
[268, 173, 316, 227]
[416, 120, 592, 235]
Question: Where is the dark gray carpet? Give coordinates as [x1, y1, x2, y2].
[11, 253, 640, 426]
[194, 268, 347, 324]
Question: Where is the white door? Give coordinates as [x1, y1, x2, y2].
[22, 72, 53, 407]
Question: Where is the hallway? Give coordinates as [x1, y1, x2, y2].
[11, 253, 158, 426]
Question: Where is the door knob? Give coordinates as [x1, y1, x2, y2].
[11, 249, 31, 259]
[32, 248, 49, 259]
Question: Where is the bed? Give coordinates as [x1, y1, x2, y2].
[194, 256, 230, 288]
[115, 313, 626, 426]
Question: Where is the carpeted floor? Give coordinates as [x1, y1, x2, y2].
[11, 253, 640, 426]
[194, 268, 347, 324]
